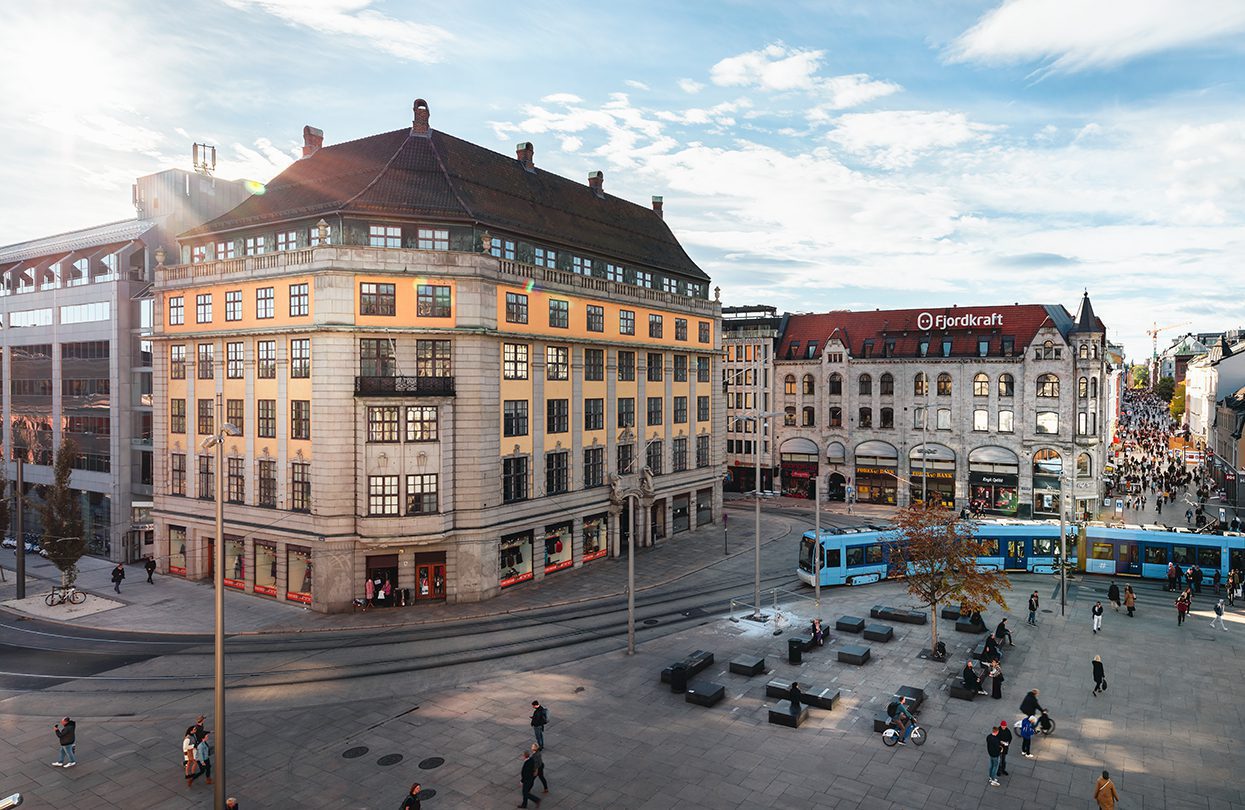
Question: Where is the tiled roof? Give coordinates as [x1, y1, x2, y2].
[188, 127, 706, 280]
[778, 304, 1081, 360]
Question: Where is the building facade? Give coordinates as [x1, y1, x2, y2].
[152, 102, 724, 611]
[0, 167, 249, 561]
[724, 295, 1109, 519]
[721, 305, 781, 494]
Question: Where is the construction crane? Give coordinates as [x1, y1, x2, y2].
[1146, 320, 1191, 388]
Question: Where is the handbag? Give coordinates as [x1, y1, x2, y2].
[1101, 679, 1107, 691]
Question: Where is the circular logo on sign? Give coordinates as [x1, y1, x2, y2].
[916, 312, 933, 330]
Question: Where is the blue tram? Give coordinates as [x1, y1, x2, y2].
[797, 521, 1245, 587]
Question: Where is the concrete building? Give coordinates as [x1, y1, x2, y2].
[0, 166, 249, 561]
[721, 305, 781, 494]
[151, 101, 723, 612]
[1159, 334, 1208, 383]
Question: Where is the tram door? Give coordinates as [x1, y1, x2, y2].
[1004, 540, 1026, 570]
[1116, 542, 1140, 575]
[1231, 548, 1245, 574]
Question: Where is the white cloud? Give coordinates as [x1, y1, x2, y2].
[624, 80, 650, 91]
[559, 136, 583, 152]
[948, 0, 1245, 75]
[805, 74, 904, 120]
[826, 111, 1000, 168]
[709, 43, 900, 115]
[541, 93, 583, 104]
[218, 137, 298, 183]
[222, 0, 453, 62]
[678, 78, 705, 94]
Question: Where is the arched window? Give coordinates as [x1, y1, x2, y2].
[858, 407, 873, 428]
[937, 373, 952, 396]
[859, 373, 873, 396]
[1042, 340, 1056, 359]
[1037, 373, 1060, 397]
[998, 374, 1014, 397]
[802, 374, 815, 395]
[828, 373, 842, 396]
[880, 373, 894, 396]
[802, 406, 816, 427]
[1092, 343, 1099, 359]
[1078, 376, 1088, 398]
[828, 406, 842, 428]
[880, 407, 894, 428]
[973, 372, 989, 397]
[783, 406, 796, 426]
[1090, 377, 1098, 398]
[1078, 343, 1089, 359]
[1077, 453, 1092, 477]
[1033, 448, 1062, 475]
[784, 375, 796, 395]
[913, 372, 928, 396]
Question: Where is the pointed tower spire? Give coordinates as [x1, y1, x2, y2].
[1072, 289, 1098, 333]
[1221, 333, 1234, 359]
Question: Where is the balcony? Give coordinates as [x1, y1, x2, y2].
[355, 375, 455, 397]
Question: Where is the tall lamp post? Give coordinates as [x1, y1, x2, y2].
[201, 406, 240, 810]
[745, 408, 784, 619]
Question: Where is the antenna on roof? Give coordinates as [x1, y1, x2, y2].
[193, 143, 217, 177]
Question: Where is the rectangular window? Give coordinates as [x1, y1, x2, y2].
[258, 460, 277, 507]
[698, 322, 711, 344]
[196, 293, 212, 323]
[368, 475, 400, 515]
[309, 226, 331, 246]
[696, 435, 710, 468]
[225, 290, 243, 322]
[546, 346, 569, 380]
[547, 399, 569, 434]
[505, 292, 528, 324]
[999, 409, 1014, 433]
[647, 396, 663, 426]
[359, 338, 395, 377]
[191, 245, 207, 264]
[973, 408, 988, 431]
[583, 447, 604, 488]
[584, 348, 604, 381]
[586, 305, 604, 332]
[662, 277, 679, 294]
[406, 474, 439, 514]
[245, 236, 265, 256]
[617, 397, 635, 428]
[697, 356, 710, 383]
[417, 284, 451, 317]
[417, 228, 449, 251]
[617, 443, 635, 474]
[605, 262, 624, 282]
[615, 351, 634, 382]
[367, 405, 400, 442]
[503, 400, 529, 437]
[369, 225, 401, 248]
[619, 310, 635, 335]
[548, 299, 569, 328]
[360, 282, 396, 316]
[674, 396, 688, 424]
[503, 343, 529, 380]
[635, 270, 653, 289]
[648, 314, 663, 338]
[227, 457, 245, 504]
[415, 339, 451, 377]
[197, 343, 214, 379]
[672, 437, 688, 472]
[584, 398, 604, 430]
[227, 399, 244, 435]
[647, 352, 663, 382]
[257, 399, 276, 438]
[673, 355, 688, 382]
[1036, 411, 1058, 434]
[256, 287, 275, 319]
[276, 231, 297, 252]
[289, 338, 311, 378]
[289, 283, 309, 316]
[198, 454, 215, 500]
[646, 440, 663, 474]
[290, 400, 311, 440]
[490, 237, 516, 260]
[534, 247, 557, 267]
[937, 408, 951, 430]
[170, 454, 186, 496]
[697, 395, 709, 422]
[545, 451, 569, 495]
[257, 340, 276, 378]
[502, 457, 528, 503]
[170, 399, 186, 433]
[168, 296, 184, 326]
[170, 345, 186, 379]
[226, 342, 244, 379]
[405, 405, 439, 442]
[215, 241, 235, 260]
[290, 463, 311, 511]
[675, 318, 688, 341]
[572, 255, 592, 275]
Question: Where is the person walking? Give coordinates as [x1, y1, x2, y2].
[1018, 714, 1037, 759]
[519, 749, 542, 807]
[1124, 586, 1136, 617]
[195, 731, 212, 786]
[1092, 601, 1104, 634]
[1214, 568, 1222, 595]
[788, 681, 802, 716]
[994, 618, 1013, 647]
[226, 800, 239, 810]
[997, 720, 1012, 776]
[530, 700, 548, 749]
[1095, 770, 1120, 809]
[988, 660, 1004, 700]
[400, 783, 422, 810]
[1176, 591, 1190, 626]
[145, 556, 157, 584]
[1107, 582, 1120, 612]
[111, 563, 126, 594]
[529, 743, 549, 795]
[52, 717, 76, 768]
[1027, 591, 1039, 625]
[1092, 655, 1107, 696]
[184, 727, 201, 786]
[986, 726, 1003, 787]
[1211, 598, 1228, 631]
[192, 715, 208, 743]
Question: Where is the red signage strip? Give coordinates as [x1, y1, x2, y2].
[286, 591, 312, 604]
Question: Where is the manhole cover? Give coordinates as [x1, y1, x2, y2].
[421, 789, 437, 800]
[419, 757, 445, 769]
[342, 746, 368, 759]
[377, 754, 404, 766]
[1041, 609, 1054, 613]
[643, 618, 659, 625]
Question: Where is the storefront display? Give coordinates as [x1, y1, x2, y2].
[365, 554, 398, 606]
[583, 515, 608, 562]
[780, 438, 820, 499]
[223, 536, 246, 589]
[544, 522, 573, 574]
[287, 546, 312, 603]
[826, 442, 848, 501]
[968, 447, 1020, 515]
[909, 444, 957, 509]
[695, 488, 713, 526]
[1032, 449, 1063, 516]
[168, 526, 187, 576]
[414, 552, 446, 600]
[855, 440, 899, 505]
[500, 531, 534, 587]
[672, 495, 690, 533]
[254, 542, 277, 596]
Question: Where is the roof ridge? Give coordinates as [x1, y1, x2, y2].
[339, 131, 417, 213]
[429, 131, 477, 223]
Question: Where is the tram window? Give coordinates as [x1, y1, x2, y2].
[826, 549, 841, 567]
[846, 547, 865, 567]
[866, 544, 883, 564]
[1172, 546, 1191, 566]
[1198, 547, 1220, 569]
[799, 540, 813, 568]
[1144, 546, 1167, 565]
[978, 538, 999, 556]
[1031, 537, 1055, 556]
[1091, 542, 1113, 560]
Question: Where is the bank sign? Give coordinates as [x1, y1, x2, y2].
[916, 311, 1004, 330]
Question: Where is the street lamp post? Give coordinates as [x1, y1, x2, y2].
[746, 405, 785, 620]
[201, 403, 240, 810]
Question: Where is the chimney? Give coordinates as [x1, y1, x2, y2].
[412, 98, 431, 136]
[588, 170, 604, 197]
[651, 195, 663, 219]
[302, 126, 324, 158]
[516, 141, 534, 170]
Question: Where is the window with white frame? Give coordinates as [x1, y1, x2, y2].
[225, 290, 242, 321]
[226, 342, 244, 379]
[417, 228, 448, 250]
[276, 231, 297, 251]
[606, 263, 624, 282]
[405, 405, 439, 442]
[196, 294, 212, 323]
[534, 247, 557, 267]
[368, 475, 400, 515]
[973, 408, 988, 431]
[937, 408, 951, 430]
[215, 241, 236, 260]
[191, 245, 207, 264]
[503, 343, 529, 379]
[245, 236, 266, 256]
[490, 237, 516, 259]
[1036, 411, 1059, 434]
[572, 255, 592, 275]
[369, 225, 401, 248]
[256, 287, 275, 319]
[406, 474, 438, 514]
[662, 277, 679, 294]
[634, 270, 653, 288]
[309, 226, 331, 246]
[546, 346, 569, 380]
[999, 409, 1014, 433]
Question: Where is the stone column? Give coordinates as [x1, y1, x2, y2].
[609, 506, 621, 558]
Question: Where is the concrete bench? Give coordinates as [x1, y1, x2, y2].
[941, 606, 961, 620]
[870, 605, 927, 625]
[949, 683, 978, 701]
[955, 618, 989, 634]
[873, 712, 895, 733]
[836, 616, 865, 633]
[838, 644, 871, 665]
[894, 685, 926, 712]
[863, 624, 894, 642]
[685, 680, 725, 707]
[896, 610, 927, 625]
[766, 679, 839, 710]
[729, 656, 766, 677]
[768, 704, 808, 727]
[660, 650, 714, 683]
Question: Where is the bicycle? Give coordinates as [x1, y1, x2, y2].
[881, 719, 926, 747]
[1036, 709, 1056, 736]
[45, 586, 85, 606]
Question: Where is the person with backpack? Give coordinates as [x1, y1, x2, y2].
[1091, 655, 1107, 696]
[52, 717, 76, 768]
[529, 700, 548, 749]
[1176, 591, 1191, 626]
[887, 697, 915, 745]
[1211, 599, 1228, 631]
[1018, 714, 1037, 758]
[1107, 582, 1120, 612]
[399, 783, 422, 810]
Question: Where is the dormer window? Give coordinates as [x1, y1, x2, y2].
[1000, 336, 1014, 356]
[861, 339, 874, 358]
[787, 341, 800, 360]
[883, 339, 895, 358]
[941, 339, 952, 357]
[805, 342, 818, 359]
[918, 340, 929, 357]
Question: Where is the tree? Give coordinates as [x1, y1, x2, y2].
[39, 438, 86, 588]
[887, 503, 1011, 656]
[1170, 381, 1187, 420]
[1130, 365, 1150, 388]
[1155, 375, 1176, 402]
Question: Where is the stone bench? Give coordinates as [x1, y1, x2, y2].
[685, 680, 725, 707]
[863, 624, 894, 642]
[837, 644, 871, 665]
[660, 650, 714, 683]
[955, 618, 989, 634]
[873, 712, 895, 733]
[894, 685, 926, 713]
[870, 605, 927, 625]
[768, 704, 809, 728]
[836, 616, 865, 633]
[948, 683, 978, 701]
[941, 606, 961, 620]
[766, 679, 839, 710]
[729, 656, 766, 677]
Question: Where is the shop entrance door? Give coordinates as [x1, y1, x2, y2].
[1116, 542, 1140, 575]
[206, 539, 214, 580]
[415, 564, 446, 600]
[366, 554, 399, 606]
[1004, 539, 1026, 570]
[827, 473, 846, 501]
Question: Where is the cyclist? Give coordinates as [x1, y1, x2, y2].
[887, 697, 916, 745]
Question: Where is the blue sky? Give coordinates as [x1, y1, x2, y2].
[3, 0, 1244, 359]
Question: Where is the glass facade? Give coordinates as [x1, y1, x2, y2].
[254, 542, 278, 596]
[287, 546, 312, 603]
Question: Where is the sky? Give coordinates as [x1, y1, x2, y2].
[2, 0, 1244, 360]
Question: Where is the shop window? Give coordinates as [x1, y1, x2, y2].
[829, 407, 842, 428]
[880, 373, 894, 396]
[828, 373, 842, 396]
[973, 373, 989, 397]
[913, 373, 928, 396]
[168, 526, 187, 575]
[937, 373, 952, 396]
[500, 532, 534, 586]
[998, 374, 1015, 397]
[1032, 448, 1062, 475]
[223, 537, 245, 588]
[858, 407, 872, 428]
[254, 543, 277, 596]
[802, 407, 815, 427]
[784, 375, 797, 395]
[544, 524, 573, 573]
[859, 374, 872, 396]
[880, 407, 894, 429]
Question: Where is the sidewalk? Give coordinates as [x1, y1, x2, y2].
[0, 503, 810, 636]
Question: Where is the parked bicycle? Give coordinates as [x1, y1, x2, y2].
[45, 586, 85, 606]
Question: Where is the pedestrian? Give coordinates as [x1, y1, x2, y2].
[994, 618, 1012, 647]
[1107, 581, 1120, 612]
[400, 782, 422, 810]
[1019, 688, 1044, 718]
[997, 720, 1012, 775]
[1211, 598, 1228, 631]
[530, 700, 548, 749]
[986, 726, 1003, 787]
[1124, 585, 1136, 617]
[1092, 601, 1104, 634]
[1167, 561, 1177, 592]
[184, 727, 200, 786]
[1176, 592, 1190, 626]
[529, 743, 549, 795]
[1092, 655, 1107, 696]
[111, 563, 126, 594]
[983, 632, 1002, 663]
[52, 716, 76, 768]
[988, 660, 1004, 700]
[1194, 565, 1203, 594]
[811, 618, 825, 646]
[192, 715, 207, 743]
[1214, 568, 1222, 595]
[226, 800, 239, 810]
[519, 749, 542, 807]
[1018, 714, 1037, 758]
[962, 660, 985, 695]
[1027, 591, 1039, 625]
[789, 681, 802, 715]
[145, 556, 157, 584]
[195, 731, 212, 786]
[1095, 769, 1120, 809]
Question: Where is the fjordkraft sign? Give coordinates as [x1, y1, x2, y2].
[916, 311, 1004, 330]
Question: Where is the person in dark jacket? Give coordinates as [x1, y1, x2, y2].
[1092, 655, 1107, 696]
[400, 783, 421, 810]
[997, 720, 1013, 775]
[519, 750, 542, 807]
[529, 700, 547, 749]
[994, 618, 1013, 647]
[1020, 689, 1044, 717]
[1092, 601, 1104, 634]
[1027, 592, 1039, 625]
[986, 727, 1003, 786]
[963, 661, 984, 694]
[52, 716, 76, 767]
[788, 681, 802, 715]
[1107, 582, 1121, 612]
[145, 556, 157, 584]
[111, 563, 126, 593]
